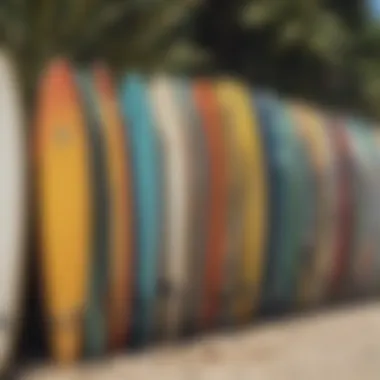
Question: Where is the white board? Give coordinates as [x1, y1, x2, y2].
[0, 50, 26, 372]
[149, 76, 190, 338]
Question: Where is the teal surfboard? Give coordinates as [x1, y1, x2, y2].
[76, 70, 110, 357]
[119, 75, 161, 345]
[276, 101, 310, 310]
[360, 124, 380, 295]
[254, 92, 284, 313]
[254, 92, 298, 312]
[346, 121, 377, 296]
[287, 103, 320, 308]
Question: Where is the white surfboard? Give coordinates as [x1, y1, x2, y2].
[0, 50, 26, 373]
[149, 76, 190, 338]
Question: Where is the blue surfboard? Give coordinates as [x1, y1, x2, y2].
[253, 91, 286, 313]
[254, 92, 307, 312]
[119, 74, 161, 345]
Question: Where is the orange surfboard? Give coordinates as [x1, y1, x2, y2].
[35, 59, 91, 363]
[92, 65, 133, 349]
[193, 80, 227, 329]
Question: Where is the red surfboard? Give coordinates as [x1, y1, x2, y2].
[328, 118, 355, 299]
[193, 80, 227, 329]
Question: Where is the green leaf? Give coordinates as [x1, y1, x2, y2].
[240, 0, 285, 28]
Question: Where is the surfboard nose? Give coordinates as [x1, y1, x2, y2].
[42, 59, 75, 96]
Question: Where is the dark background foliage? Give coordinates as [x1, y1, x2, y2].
[0, 0, 379, 118]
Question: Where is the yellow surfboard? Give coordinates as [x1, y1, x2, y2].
[214, 82, 245, 325]
[93, 65, 133, 349]
[215, 79, 267, 322]
[35, 59, 91, 363]
[291, 103, 337, 306]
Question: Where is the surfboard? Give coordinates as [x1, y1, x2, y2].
[345, 121, 377, 297]
[215, 80, 267, 323]
[214, 80, 245, 326]
[290, 104, 338, 306]
[119, 75, 161, 345]
[254, 92, 299, 312]
[286, 102, 318, 309]
[92, 65, 133, 349]
[320, 115, 340, 301]
[370, 127, 380, 293]
[0, 50, 26, 373]
[35, 59, 91, 362]
[193, 80, 228, 329]
[148, 76, 191, 339]
[278, 102, 310, 310]
[327, 119, 355, 299]
[173, 79, 210, 334]
[358, 124, 380, 296]
[253, 91, 283, 314]
[75, 71, 110, 357]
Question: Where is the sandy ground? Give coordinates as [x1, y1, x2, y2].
[20, 302, 380, 380]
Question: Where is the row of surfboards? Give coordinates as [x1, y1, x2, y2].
[35, 59, 380, 364]
[1, 51, 380, 372]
